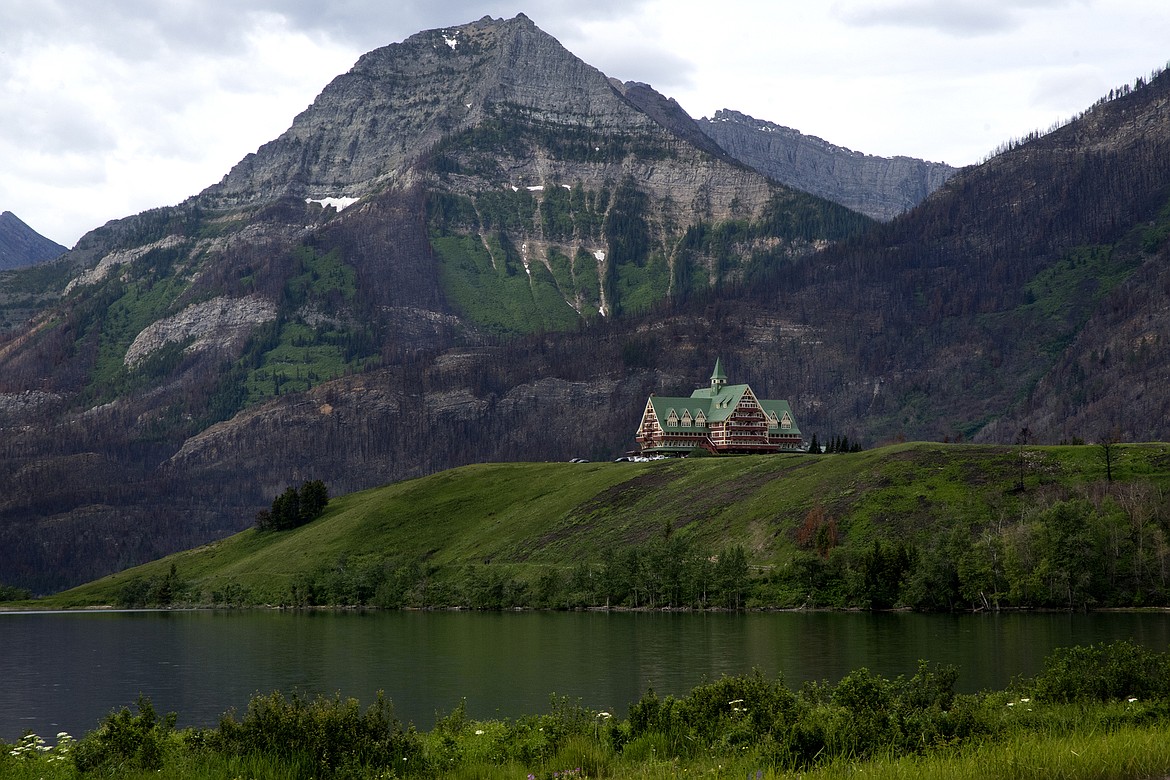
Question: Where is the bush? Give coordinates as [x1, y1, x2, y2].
[1033, 640, 1170, 703]
[115, 563, 185, 608]
[627, 672, 797, 758]
[0, 583, 32, 601]
[211, 690, 425, 778]
[827, 667, 896, 758]
[73, 695, 176, 773]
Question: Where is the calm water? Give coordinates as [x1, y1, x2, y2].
[3, 609, 1170, 741]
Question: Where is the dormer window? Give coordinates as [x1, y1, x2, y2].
[695, 411, 706, 428]
[781, 412, 792, 430]
[666, 410, 679, 427]
[681, 410, 692, 427]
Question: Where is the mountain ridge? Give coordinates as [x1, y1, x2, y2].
[698, 109, 958, 221]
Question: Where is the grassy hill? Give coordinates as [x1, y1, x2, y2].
[34, 441, 1170, 610]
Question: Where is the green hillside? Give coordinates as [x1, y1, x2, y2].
[36, 442, 1170, 611]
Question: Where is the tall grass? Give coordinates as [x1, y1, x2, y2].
[795, 726, 1170, 780]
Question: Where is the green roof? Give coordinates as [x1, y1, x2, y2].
[647, 384, 801, 435]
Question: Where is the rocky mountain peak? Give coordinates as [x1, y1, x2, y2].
[201, 14, 649, 210]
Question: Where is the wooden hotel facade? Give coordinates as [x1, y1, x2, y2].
[635, 360, 803, 455]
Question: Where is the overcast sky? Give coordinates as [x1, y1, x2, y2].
[2, 1, 1167, 247]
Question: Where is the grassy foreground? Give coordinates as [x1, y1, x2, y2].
[25, 441, 1170, 610]
[3, 641, 1170, 779]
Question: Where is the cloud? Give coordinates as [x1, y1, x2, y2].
[556, 18, 697, 95]
[265, 1, 650, 50]
[836, 0, 1080, 37]
[0, 0, 1164, 246]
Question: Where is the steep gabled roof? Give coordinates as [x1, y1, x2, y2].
[692, 384, 749, 422]
[759, 398, 800, 436]
[647, 395, 710, 430]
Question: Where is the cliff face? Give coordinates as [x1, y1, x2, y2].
[698, 110, 958, 221]
[196, 15, 864, 333]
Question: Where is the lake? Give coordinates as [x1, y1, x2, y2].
[3, 609, 1169, 742]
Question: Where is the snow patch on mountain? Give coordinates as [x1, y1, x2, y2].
[305, 196, 359, 212]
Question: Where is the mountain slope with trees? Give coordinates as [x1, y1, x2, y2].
[1, 18, 1170, 594]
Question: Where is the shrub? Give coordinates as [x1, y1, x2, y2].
[212, 690, 425, 778]
[73, 695, 176, 773]
[115, 563, 185, 608]
[627, 672, 797, 758]
[827, 667, 896, 757]
[1033, 640, 1170, 703]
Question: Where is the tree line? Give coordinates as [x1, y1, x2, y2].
[254, 480, 329, 532]
[286, 529, 753, 611]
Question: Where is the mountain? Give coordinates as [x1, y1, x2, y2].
[698, 110, 958, 221]
[0, 15, 868, 593]
[0, 211, 67, 270]
[2, 15, 1170, 596]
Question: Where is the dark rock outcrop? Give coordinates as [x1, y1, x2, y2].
[0, 211, 67, 270]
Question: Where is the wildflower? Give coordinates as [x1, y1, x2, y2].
[1129, 697, 1139, 703]
[10, 733, 47, 760]
[1006, 702, 1015, 707]
[475, 729, 485, 735]
[598, 711, 611, 719]
[1020, 698, 1030, 703]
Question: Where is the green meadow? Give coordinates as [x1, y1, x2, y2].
[31, 441, 1170, 611]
